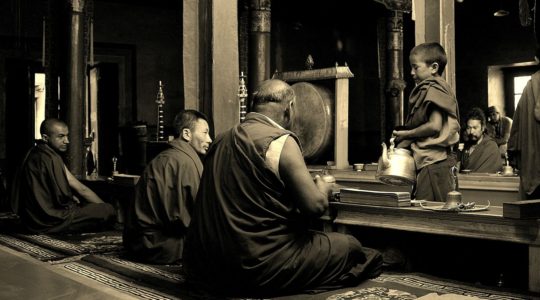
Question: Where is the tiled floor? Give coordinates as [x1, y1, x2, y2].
[0, 245, 137, 300]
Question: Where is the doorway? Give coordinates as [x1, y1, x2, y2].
[95, 62, 120, 176]
[5, 59, 43, 185]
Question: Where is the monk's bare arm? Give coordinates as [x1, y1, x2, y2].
[64, 166, 105, 204]
[279, 136, 330, 216]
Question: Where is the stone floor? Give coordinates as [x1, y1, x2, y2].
[0, 244, 137, 300]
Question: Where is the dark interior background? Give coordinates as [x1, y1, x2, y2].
[0, 0, 537, 176]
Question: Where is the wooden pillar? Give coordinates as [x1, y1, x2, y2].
[413, 0, 455, 91]
[183, 0, 239, 135]
[530, 244, 540, 292]
[64, 0, 86, 176]
[386, 10, 407, 130]
[335, 73, 351, 169]
[182, 0, 201, 110]
[248, 0, 271, 94]
[211, 0, 239, 135]
[377, 0, 411, 136]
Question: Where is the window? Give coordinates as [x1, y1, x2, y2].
[34, 73, 46, 140]
[499, 64, 537, 118]
[513, 75, 531, 109]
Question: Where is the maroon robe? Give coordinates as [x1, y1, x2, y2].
[404, 76, 460, 201]
[405, 76, 460, 169]
[183, 113, 381, 297]
[11, 141, 115, 233]
[123, 139, 203, 264]
[460, 134, 501, 173]
[508, 71, 540, 198]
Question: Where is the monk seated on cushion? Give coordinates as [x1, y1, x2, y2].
[183, 79, 382, 298]
[123, 110, 212, 264]
[459, 107, 502, 173]
[11, 118, 116, 234]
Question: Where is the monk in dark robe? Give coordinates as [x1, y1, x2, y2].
[486, 105, 513, 156]
[183, 79, 382, 297]
[11, 118, 116, 233]
[123, 110, 212, 264]
[459, 107, 502, 173]
[508, 66, 540, 199]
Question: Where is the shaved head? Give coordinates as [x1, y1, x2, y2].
[40, 118, 67, 135]
[40, 118, 70, 153]
[252, 79, 295, 108]
[250, 79, 296, 128]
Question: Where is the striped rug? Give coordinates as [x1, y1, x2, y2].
[0, 230, 123, 261]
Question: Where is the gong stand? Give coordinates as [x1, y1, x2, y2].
[273, 64, 353, 169]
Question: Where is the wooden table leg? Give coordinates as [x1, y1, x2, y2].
[336, 224, 348, 234]
[530, 244, 540, 292]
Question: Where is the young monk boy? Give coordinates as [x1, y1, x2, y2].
[393, 42, 460, 201]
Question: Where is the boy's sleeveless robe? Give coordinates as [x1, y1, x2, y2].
[406, 76, 460, 169]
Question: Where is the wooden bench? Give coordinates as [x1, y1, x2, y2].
[328, 202, 540, 293]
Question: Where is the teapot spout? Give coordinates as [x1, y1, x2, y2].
[381, 143, 390, 169]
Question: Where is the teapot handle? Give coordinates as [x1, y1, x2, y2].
[389, 137, 396, 153]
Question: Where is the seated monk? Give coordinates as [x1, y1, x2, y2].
[459, 107, 502, 173]
[10, 118, 116, 233]
[183, 79, 382, 297]
[123, 110, 212, 264]
[486, 105, 513, 157]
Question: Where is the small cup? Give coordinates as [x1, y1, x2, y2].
[353, 163, 364, 171]
[502, 165, 514, 176]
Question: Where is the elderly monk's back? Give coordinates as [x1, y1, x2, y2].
[183, 80, 382, 298]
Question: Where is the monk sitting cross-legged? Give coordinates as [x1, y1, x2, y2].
[10, 118, 116, 234]
[183, 79, 382, 298]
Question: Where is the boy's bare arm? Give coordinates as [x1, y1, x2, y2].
[393, 108, 443, 143]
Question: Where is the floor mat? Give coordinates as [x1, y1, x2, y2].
[62, 262, 183, 300]
[10, 230, 123, 256]
[0, 230, 123, 262]
[80, 253, 184, 297]
[77, 254, 538, 300]
[0, 233, 65, 261]
[271, 273, 537, 300]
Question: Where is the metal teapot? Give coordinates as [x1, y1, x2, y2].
[375, 138, 416, 186]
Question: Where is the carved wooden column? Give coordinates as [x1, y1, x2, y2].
[379, 0, 411, 135]
[386, 10, 406, 130]
[248, 0, 271, 95]
[64, 0, 86, 175]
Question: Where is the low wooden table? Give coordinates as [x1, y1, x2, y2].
[329, 202, 540, 292]
[309, 168, 520, 206]
[78, 175, 137, 224]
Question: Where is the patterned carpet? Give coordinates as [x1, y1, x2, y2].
[0, 230, 123, 261]
[0, 212, 537, 300]
[0, 233, 65, 261]
[62, 262, 182, 300]
[76, 254, 538, 300]
[80, 253, 185, 298]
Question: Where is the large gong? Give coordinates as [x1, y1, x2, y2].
[291, 82, 334, 161]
